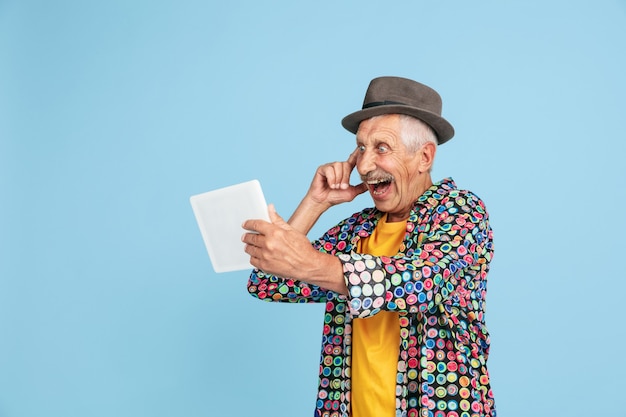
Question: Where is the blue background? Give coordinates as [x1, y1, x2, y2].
[1, 1, 625, 416]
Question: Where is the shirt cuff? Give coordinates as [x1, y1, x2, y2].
[337, 252, 387, 318]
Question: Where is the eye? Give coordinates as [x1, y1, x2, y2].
[357, 145, 366, 153]
[377, 144, 389, 153]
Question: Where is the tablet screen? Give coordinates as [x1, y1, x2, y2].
[190, 180, 270, 273]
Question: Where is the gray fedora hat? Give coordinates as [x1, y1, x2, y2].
[341, 76, 455, 144]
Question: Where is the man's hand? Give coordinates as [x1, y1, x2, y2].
[242, 204, 315, 278]
[286, 149, 368, 236]
[306, 148, 368, 208]
[242, 204, 348, 295]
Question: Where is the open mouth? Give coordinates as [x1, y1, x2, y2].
[367, 177, 394, 196]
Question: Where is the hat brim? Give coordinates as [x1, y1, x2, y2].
[341, 105, 455, 145]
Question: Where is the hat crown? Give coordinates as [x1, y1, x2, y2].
[341, 76, 454, 144]
[363, 77, 443, 116]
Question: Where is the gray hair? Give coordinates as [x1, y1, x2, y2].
[398, 114, 438, 153]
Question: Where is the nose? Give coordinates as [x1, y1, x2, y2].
[356, 148, 376, 177]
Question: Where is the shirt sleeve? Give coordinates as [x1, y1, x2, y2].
[246, 268, 332, 303]
[338, 191, 493, 319]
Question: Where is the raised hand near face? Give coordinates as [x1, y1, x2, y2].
[305, 148, 368, 208]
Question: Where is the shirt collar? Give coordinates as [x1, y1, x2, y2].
[409, 177, 457, 218]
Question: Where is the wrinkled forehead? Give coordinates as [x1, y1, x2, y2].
[355, 114, 403, 138]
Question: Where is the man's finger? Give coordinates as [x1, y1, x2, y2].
[242, 218, 269, 233]
[268, 204, 282, 223]
[269, 204, 291, 230]
[320, 163, 345, 190]
[347, 147, 359, 167]
[353, 182, 368, 196]
[242, 219, 256, 232]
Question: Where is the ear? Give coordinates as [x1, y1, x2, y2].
[418, 142, 437, 173]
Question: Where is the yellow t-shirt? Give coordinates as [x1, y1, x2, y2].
[351, 213, 406, 417]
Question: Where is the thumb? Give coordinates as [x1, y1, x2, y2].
[352, 182, 368, 196]
[268, 203, 289, 229]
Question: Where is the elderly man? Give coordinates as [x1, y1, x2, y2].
[242, 76, 496, 417]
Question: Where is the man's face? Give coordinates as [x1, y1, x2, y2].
[355, 114, 432, 222]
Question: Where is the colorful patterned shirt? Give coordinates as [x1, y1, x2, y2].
[247, 178, 496, 417]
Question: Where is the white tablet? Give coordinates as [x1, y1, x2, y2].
[190, 179, 270, 273]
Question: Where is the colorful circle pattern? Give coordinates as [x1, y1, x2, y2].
[247, 178, 496, 417]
